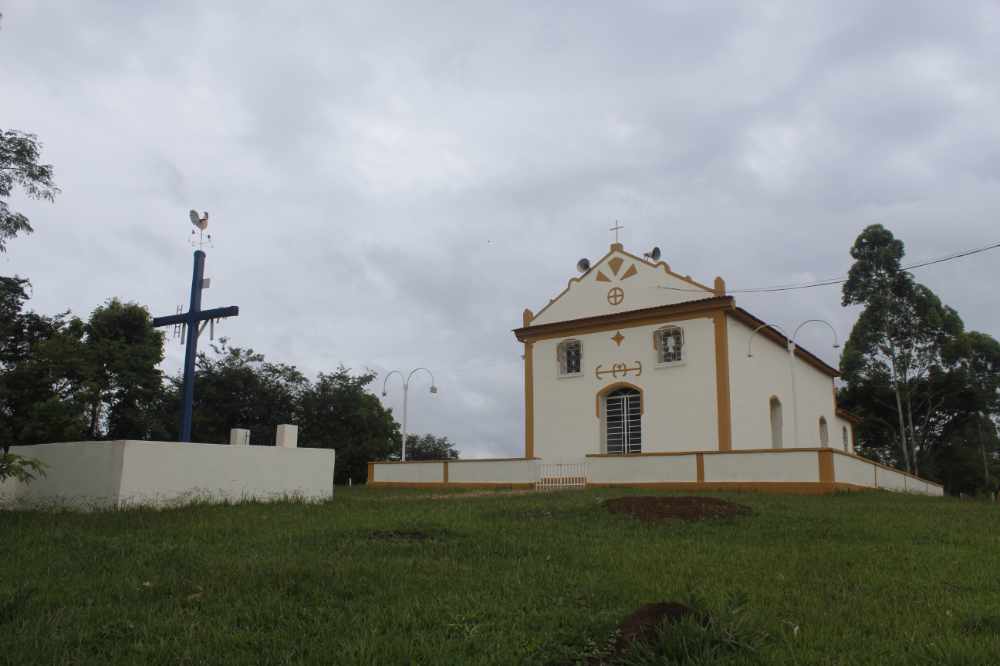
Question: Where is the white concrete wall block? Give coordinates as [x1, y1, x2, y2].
[587, 455, 698, 484]
[275, 424, 298, 448]
[447, 460, 538, 484]
[373, 462, 445, 483]
[833, 453, 877, 488]
[875, 466, 908, 492]
[229, 428, 251, 446]
[0, 441, 125, 508]
[704, 451, 820, 483]
[2, 440, 335, 510]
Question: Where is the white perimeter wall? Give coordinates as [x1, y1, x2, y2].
[1, 441, 336, 509]
[373, 462, 445, 483]
[728, 317, 838, 450]
[370, 451, 943, 495]
[532, 316, 718, 461]
[448, 459, 537, 484]
[0, 441, 124, 507]
[588, 455, 698, 484]
[704, 451, 820, 482]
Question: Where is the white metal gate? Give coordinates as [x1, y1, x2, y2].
[606, 388, 641, 455]
[536, 463, 589, 490]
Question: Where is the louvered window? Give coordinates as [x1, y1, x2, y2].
[557, 339, 582, 376]
[655, 326, 684, 364]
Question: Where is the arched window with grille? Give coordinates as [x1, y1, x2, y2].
[654, 326, 684, 365]
[557, 339, 582, 376]
[819, 417, 829, 447]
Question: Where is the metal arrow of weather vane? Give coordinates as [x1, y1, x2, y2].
[151, 210, 241, 442]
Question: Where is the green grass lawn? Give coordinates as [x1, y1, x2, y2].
[2, 488, 999, 665]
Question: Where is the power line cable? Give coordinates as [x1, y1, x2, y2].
[657, 240, 1000, 294]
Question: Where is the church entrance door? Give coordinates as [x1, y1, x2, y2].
[605, 388, 641, 454]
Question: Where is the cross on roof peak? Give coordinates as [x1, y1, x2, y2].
[610, 221, 624, 244]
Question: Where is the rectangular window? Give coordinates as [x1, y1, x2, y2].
[657, 327, 684, 364]
[558, 339, 582, 376]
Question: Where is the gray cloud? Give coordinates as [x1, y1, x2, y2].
[3, 1, 998, 456]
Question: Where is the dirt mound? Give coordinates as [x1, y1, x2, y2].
[577, 602, 703, 664]
[615, 602, 700, 646]
[604, 496, 751, 523]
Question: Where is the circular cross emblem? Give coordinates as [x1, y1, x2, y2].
[607, 287, 624, 305]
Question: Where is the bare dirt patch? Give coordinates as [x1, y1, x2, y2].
[614, 602, 702, 653]
[604, 496, 751, 523]
[576, 602, 704, 665]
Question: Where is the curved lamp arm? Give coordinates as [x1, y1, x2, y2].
[407, 367, 438, 393]
[381, 369, 404, 397]
[791, 319, 840, 352]
[747, 322, 791, 358]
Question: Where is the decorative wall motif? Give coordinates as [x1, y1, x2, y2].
[595, 361, 642, 380]
[597, 256, 638, 307]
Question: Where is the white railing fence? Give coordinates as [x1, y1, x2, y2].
[536, 463, 589, 491]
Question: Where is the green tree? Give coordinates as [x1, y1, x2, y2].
[393, 433, 459, 461]
[942, 331, 1000, 492]
[298, 368, 399, 484]
[80, 299, 166, 440]
[0, 129, 59, 253]
[840, 225, 963, 474]
[178, 341, 308, 445]
[0, 276, 87, 446]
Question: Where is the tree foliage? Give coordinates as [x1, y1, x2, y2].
[840, 225, 1000, 494]
[393, 433, 459, 461]
[298, 369, 399, 484]
[0, 129, 59, 253]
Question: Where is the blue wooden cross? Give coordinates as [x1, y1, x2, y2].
[153, 250, 239, 442]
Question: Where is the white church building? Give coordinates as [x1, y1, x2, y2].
[370, 241, 943, 495]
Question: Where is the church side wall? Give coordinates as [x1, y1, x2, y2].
[727, 317, 838, 450]
[532, 316, 718, 461]
[832, 417, 855, 454]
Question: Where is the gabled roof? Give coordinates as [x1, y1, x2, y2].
[524, 243, 725, 327]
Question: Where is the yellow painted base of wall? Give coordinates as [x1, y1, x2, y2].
[367, 482, 536, 490]
[367, 480, 873, 495]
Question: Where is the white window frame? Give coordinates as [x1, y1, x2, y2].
[557, 339, 583, 378]
[654, 325, 685, 368]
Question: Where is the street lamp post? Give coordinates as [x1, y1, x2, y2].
[748, 320, 839, 447]
[382, 368, 438, 462]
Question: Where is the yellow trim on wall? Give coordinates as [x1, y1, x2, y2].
[524, 341, 534, 459]
[515, 297, 731, 342]
[713, 311, 733, 451]
[818, 449, 835, 483]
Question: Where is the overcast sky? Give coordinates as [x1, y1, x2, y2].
[3, 2, 999, 457]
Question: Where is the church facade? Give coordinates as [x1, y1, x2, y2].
[516, 241, 856, 462]
[369, 242, 943, 495]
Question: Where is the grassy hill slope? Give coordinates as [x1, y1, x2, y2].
[2, 488, 998, 664]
